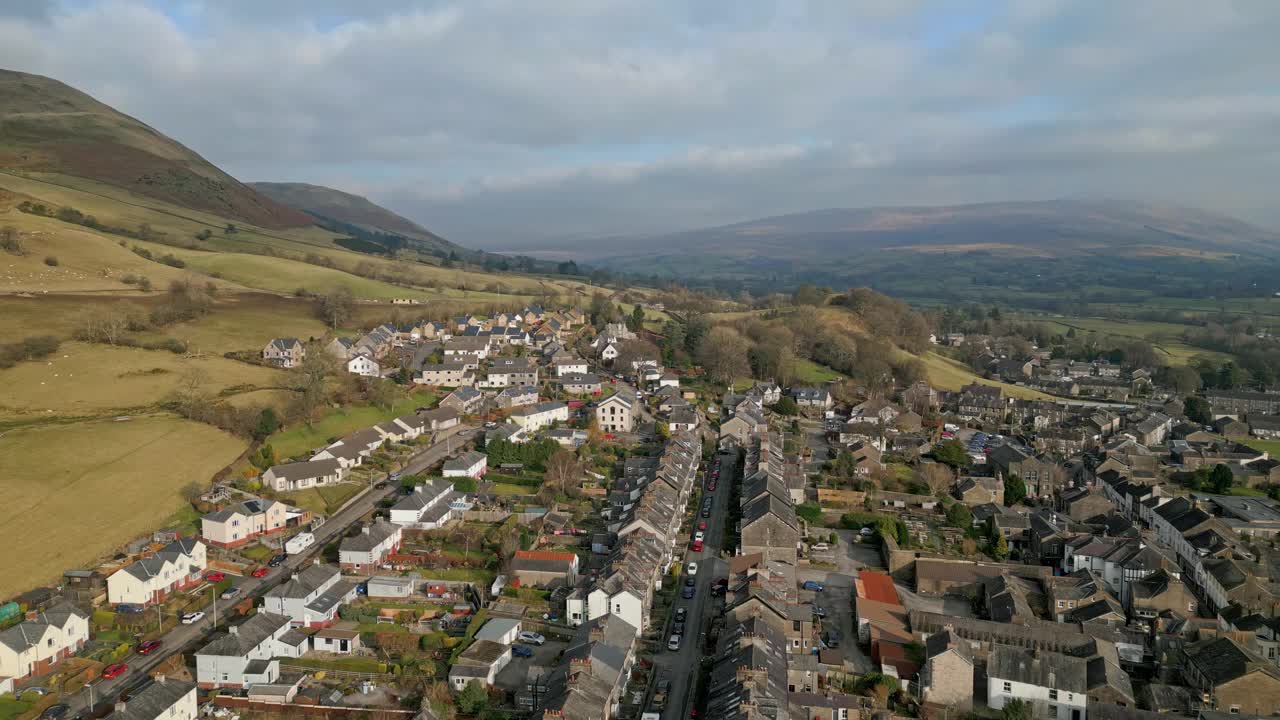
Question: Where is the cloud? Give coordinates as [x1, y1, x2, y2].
[0, 0, 1278, 245]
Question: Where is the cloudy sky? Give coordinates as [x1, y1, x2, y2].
[2, 0, 1278, 249]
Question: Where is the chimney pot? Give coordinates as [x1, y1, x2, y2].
[229, 625, 239, 635]
[114, 702, 127, 714]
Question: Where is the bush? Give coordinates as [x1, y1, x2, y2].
[44, 256, 59, 267]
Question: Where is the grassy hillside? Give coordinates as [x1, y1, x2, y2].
[250, 181, 457, 253]
[0, 69, 311, 228]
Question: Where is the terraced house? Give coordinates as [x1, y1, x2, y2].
[107, 539, 207, 607]
[338, 520, 403, 574]
[262, 564, 357, 628]
[0, 604, 89, 683]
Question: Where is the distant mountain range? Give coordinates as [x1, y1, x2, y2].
[0, 69, 311, 229]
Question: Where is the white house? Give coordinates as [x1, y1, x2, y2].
[107, 539, 207, 607]
[0, 604, 89, 683]
[312, 429, 384, 469]
[449, 640, 511, 690]
[443, 450, 488, 479]
[986, 646, 1088, 720]
[583, 582, 646, 636]
[195, 612, 306, 689]
[390, 480, 459, 530]
[510, 401, 569, 431]
[201, 499, 288, 549]
[311, 627, 362, 655]
[596, 394, 634, 434]
[338, 521, 402, 574]
[261, 564, 356, 628]
[104, 677, 197, 720]
[261, 458, 346, 493]
[553, 358, 590, 377]
[346, 355, 381, 377]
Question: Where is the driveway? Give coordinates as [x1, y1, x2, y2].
[794, 567, 872, 673]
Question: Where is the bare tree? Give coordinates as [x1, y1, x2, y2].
[920, 461, 954, 496]
[612, 338, 660, 374]
[316, 288, 355, 329]
[545, 449, 584, 495]
[697, 325, 751, 384]
[78, 306, 129, 345]
[290, 345, 338, 421]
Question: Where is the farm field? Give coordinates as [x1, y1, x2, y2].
[0, 414, 247, 598]
[0, 341, 286, 417]
[264, 389, 437, 459]
[0, 211, 222, 293]
[133, 294, 335, 354]
[1019, 314, 1234, 365]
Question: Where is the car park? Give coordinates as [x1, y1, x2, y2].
[668, 635, 681, 651]
[518, 631, 546, 645]
[180, 611, 205, 624]
[101, 663, 128, 679]
[136, 640, 162, 655]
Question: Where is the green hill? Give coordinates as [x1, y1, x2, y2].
[0, 68, 312, 229]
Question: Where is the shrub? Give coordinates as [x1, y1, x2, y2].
[44, 256, 59, 267]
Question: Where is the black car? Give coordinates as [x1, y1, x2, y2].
[268, 554, 287, 567]
[39, 705, 71, 720]
[673, 621, 686, 635]
[682, 585, 695, 599]
[685, 576, 695, 587]
[674, 607, 688, 622]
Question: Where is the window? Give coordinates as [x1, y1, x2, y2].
[1003, 682, 1012, 694]
[1049, 690, 1059, 701]
[1229, 707, 1239, 714]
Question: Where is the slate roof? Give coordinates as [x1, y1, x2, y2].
[0, 603, 86, 653]
[1185, 636, 1280, 685]
[105, 680, 195, 720]
[197, 612, 292, 657]
[264, 458, 342, 481]
[989, 644, 1088, 692]
[339, 520, 400, 553]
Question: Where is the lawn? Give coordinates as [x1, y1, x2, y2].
[0, 414, 247, 598]
[280, 482, 365, 514]
[489, 483, 535, 496]
[0, 341, 287, 417]
[264, 389, 437, 459]
[415, 567, 496, 584]
[1246, 440, 1280, 458]
[0, 698, 33, 720]
[284, 656, 386, 673]
[792, 358, 842, 384]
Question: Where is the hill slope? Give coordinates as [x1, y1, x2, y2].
[0, 68, 312, 229]
[249, 181, 459, 255]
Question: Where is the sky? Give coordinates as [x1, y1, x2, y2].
[1, 0, 1279, 250]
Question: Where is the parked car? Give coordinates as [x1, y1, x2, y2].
[101, 663, 128, 679]
[180, 611, 205, 625]
[682, 585, 695, 599]
[512, 645, 534, 658]
[673, 621, 686, 635]
[115, 604, 143, 614]
[667, 635, 681, 651]
[220, 587, 241, 600]
[268, 554, 287, 567]
[694, 531, 705, 542]
[204, 571, 226, 582]
[674, 607, 688, 622]
[859, 527, 875, 537]
[802, 580, 825, 592]
[697, 521, 708, 531]
[691, 540, 703, 552]
[518, 631, 546, 646]
[135, 640, 162, 655]
[824, 629, 841, 648]
[812, 606, 827, 618]
[686, 562, 698, 576]
[38, 705, 70, 720]
[251, 567, 269, 578]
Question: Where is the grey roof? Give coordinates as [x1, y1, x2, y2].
[988, 645, 1088, 693]
[0, 603, 87, 653]
[105, 680, 195, 720]
[267, 338, 302, 351]
[339, 520, 400, 553]
[264, 564, 340, 601]
[474, 618, 522, 644]
[513, 401, 566, 417]
[265, 458, 342, 481]
[197, 612, 292, 657]
[391, 479, 454, 512]
[443, 450, 487, 471]
[1185, 636, 1279, 685]
[455, 639, 508, 666]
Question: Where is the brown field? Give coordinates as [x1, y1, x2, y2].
[0, 341, 286, 417]
[0, 414, 247, 598]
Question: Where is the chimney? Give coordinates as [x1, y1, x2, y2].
[157, 674, 166, 685]
[291, 572, 300, 583]
[114, 702, 127, 715]
[362, 526, 371, 535]
[415, 485, 425, 495]
[228, 625, 239, 636]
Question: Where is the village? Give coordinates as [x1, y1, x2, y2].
[4, 300, 1280, 720]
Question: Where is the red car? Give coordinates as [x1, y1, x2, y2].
[204, 571, 226, 582]
[251, 567, 269, 578]
[691, 540, 704, 552]
[136, 640, 162, 655]
[697, 521, 708, 531]
[101, 663, 128, 679]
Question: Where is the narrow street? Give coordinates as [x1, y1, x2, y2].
[650, 449, 738, 720]
[65, 425, 476, 714]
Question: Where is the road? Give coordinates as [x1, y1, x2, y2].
[651, 449, 738, 720]
[69, 425, 476, 715]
